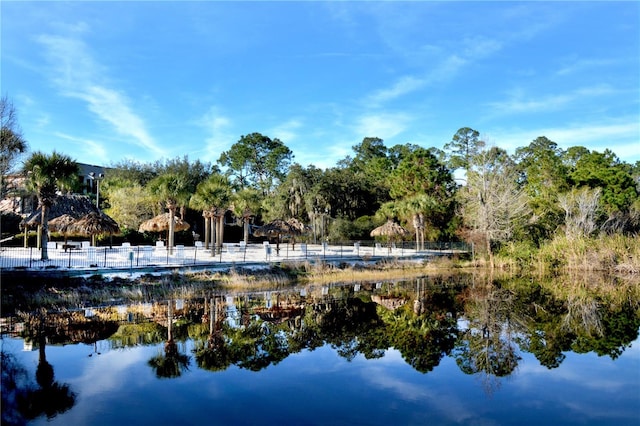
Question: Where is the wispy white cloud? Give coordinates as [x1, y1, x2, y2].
[79, 86, 163, 155]
[461, 36, 503, 59]
[36, 32, 164, 156]
[54, 132, 108, 163]
[352, 112, 412, 140]
[489, 119, 640, 162]
[556, 58, 617, 76]
[269, 119, 303, 144]
[485, 84, 617, 116]
[367, 36, 501, 106]
[359, 353, 475, 424]
[197, 106, 235, 161]
[368, 76, 425, 105]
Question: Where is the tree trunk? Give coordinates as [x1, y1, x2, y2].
[419, 213, 425, 251]
[168, 207, 176, 255]
[41, 205, 49, 260]
[243, 217, 250, 245]
[413, 214, 420, 251]
[217, 215, 225, 254]
[486, 233, 494, 269]
[211, 214, 218, 257]
[167, 300, 173, 342]
[203, 212, 210, 250]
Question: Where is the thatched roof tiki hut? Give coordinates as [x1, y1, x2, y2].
[370, 220, 410, 253]
[139, 213, 190, 247]
[285, 218, 311, 250]
[47, 214, 77, 234]
[20, 194, 99, 248]
[254, 218, 308, 255]
[47, 214, 77, 245]
[64, 212, 121, 246]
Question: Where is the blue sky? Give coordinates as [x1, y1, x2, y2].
[2, 1, 639, 170]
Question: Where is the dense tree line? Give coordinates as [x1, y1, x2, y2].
[4, 91, 639, 263]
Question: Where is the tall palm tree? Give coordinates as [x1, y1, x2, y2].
[230, 188, 261, 245]
[23, 151, 79, 260]
[399, 194, 437, 251]
[1, 95, 29, 199]
[147, 173, 191, 254]
[189, 174, 231, 254]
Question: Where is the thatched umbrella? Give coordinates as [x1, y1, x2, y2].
[139, 213, 190, 246]
[286, 218, 310, 234]
[21, 194, 99, 229]
[48, 214, 77, 234]
[370, 220, 409, 252]
[48, 214, 78, 246]
[20, 194, 99, 248]
[253, 219, 300, 254]
[285, 218, 311, 250]
[65, 212, 121, 246]
[139, 213, 190, 233]
[370, 220, 410, 238]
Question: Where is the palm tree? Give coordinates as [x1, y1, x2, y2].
[1, 95, 29, 199]
[189, 174, 231, 254]
[230, 188, 261, 245]
[399, 194, 437, 251]
[23, 151, 79, 260]
[147, 173, 191, 254]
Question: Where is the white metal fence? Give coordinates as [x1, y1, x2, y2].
[0, 240, 471, 271]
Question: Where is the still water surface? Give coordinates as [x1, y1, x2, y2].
[2, 274, 639, 425]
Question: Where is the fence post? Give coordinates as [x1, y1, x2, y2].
[68, 249, 72, 269]
[104, 248, 107, 268]
[29, 247, 33, 268]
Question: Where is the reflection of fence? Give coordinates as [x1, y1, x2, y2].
[0, 240, 471, 271]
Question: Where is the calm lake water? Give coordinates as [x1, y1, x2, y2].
[1, 274, 639, 425]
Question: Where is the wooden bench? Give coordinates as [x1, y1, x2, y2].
[61, 242, 81, 251]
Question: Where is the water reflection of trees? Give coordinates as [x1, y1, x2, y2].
[148, 299, 191, 378]
[454, 281, 522, 392]
[1, 310, 80, 424]
[5, 273, 639, 388]
[374, 278, 460, 372]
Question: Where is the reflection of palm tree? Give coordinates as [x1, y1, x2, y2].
[1, 351, 30, 425]
[19, 314, 76, 420]
[195, 297, 232, 371]
[148, 300, 190, 378]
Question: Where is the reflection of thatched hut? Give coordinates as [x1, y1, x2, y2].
[372, 295, 407, 311]
[253, 306, 305, 324]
